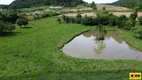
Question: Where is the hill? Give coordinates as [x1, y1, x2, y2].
[0, 5, 8, 9]
[110, 0, 142, 6]
[9, 0, 86, 9]
[109, 0, 142, 10]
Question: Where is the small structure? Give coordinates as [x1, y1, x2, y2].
[49, 6, 63, 9]
[0, 8, 2, 11]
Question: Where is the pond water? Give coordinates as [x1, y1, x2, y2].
[62, 30, 142, 60]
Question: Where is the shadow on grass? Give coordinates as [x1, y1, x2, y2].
[20, 27, 33, 29]
[0, 32, 21, 37]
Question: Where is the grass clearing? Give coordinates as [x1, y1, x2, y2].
[0, 17, 142, 80]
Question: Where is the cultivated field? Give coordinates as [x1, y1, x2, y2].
[96, 4, 132, 12]
[64, 12, 142, 17]
[62, 4, 132, 12]
[62, 8, 92, 12]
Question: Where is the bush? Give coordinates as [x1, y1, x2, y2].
[76, 13, 82, 18]
[116, 15, 128, 28]
[64, 16, 70, 23]
[0, 21, 15, 36]
[41, 13, 50, 18]
[62, 15, 66, 21]
[134, 30, 142, 39]
[96, 11, 115, 26]
[124, 19, 136, 30]
[138, 16, 142, 25]
[0, 11, 19, 23]
[16, 18, 28, 27]
[130, 11, 138, 20]
[76, 13, 82, 24]
[57, 17, 61, 23]
[82, 16, 95, 26]
[69, 17, 76, 23]
[51, 12, 61, 16]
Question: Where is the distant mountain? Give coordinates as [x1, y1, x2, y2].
[109, 0, 142, 9]
[0, 5, 8, 9]
[110, 0, 142, 6]
[9, 0, 86, 9]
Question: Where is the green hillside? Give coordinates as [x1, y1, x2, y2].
[110, 0, 142, 10]
[111, 0, 142, 6]
[9, 0, 86, 9]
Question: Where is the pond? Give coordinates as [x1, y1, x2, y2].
[62, 30, 142, 60]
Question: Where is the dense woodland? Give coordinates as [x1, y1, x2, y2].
[9, 0, 86, 9]
[110, 0, 142, 10]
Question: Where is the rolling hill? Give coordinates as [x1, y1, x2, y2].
[9, 0, 86, 9]
[110, 0, 142, 6]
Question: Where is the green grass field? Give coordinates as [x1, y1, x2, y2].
[0, 17, 142, 80]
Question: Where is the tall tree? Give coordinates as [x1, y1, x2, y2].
[91, 1, 97, 10]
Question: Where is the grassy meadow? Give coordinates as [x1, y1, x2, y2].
[0, 17, 142, 80]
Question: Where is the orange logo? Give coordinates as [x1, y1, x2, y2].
[129, 72, 141, 80]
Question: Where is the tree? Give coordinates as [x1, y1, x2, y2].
[125, 19, 135, 30]
[76, 13, 82, 23]
[102, 6, 106, 10]
[57, 17, 61, 24]
[96, 25, 107, 40]
[5, 11, 19, 23]
[76, 13, 82, 18]
[0, 11, 19, 23]
[91, 1, 97, 10]
[16, 19, 28, 27]
[138, 16, 142, 25]
[116, 15, 128, 28]
[0, 21, 15, 36]
[130, 11, 138, 20]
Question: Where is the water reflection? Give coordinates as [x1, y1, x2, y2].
[63, 30, 142, 60]
[94, 40, 105, 55]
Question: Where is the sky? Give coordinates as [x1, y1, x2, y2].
[0, 0, 118, 5]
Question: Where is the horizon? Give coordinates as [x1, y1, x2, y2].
[0, 0, 118, 5]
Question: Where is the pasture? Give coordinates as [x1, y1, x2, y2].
[0, 17, 142, 80]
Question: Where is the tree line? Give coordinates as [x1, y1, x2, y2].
[9, 0, 86, 9]
[0, 11, 28, 36]
[58, 10, 142, 40]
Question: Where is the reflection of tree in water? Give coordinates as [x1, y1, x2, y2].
[94, 40, 106, 54]
[96, 25, 107, 40]
[106, 31, 123, 44]
[83, 31, 92, 38]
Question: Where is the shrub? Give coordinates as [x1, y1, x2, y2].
[64, 16, 70, 23]
[82, 16, 94, 26]
[124, 19, 136, 30]
[57, 17, 61, 23]
[62, 15, 66, 21]
[76, 13, 82, 18]
[130, 11, 138, 20]
[134, 30, 142, 39]
[69, 17, 76, 23]
[138, 16, 142, 25]
[96, 11, 114, 25]
[102, 6, 106, 10]
[76, 13, 82, 24]
[16, 18, 28, 27]
[0, 11, 19, 23]
[41, 13, 50, 18]
[91, 2, 97, 10]
[116, 15, 128, 28]
[51, 12, 61, 16]
[0, 21, 15, 36]
[108, 14, 117, 26]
